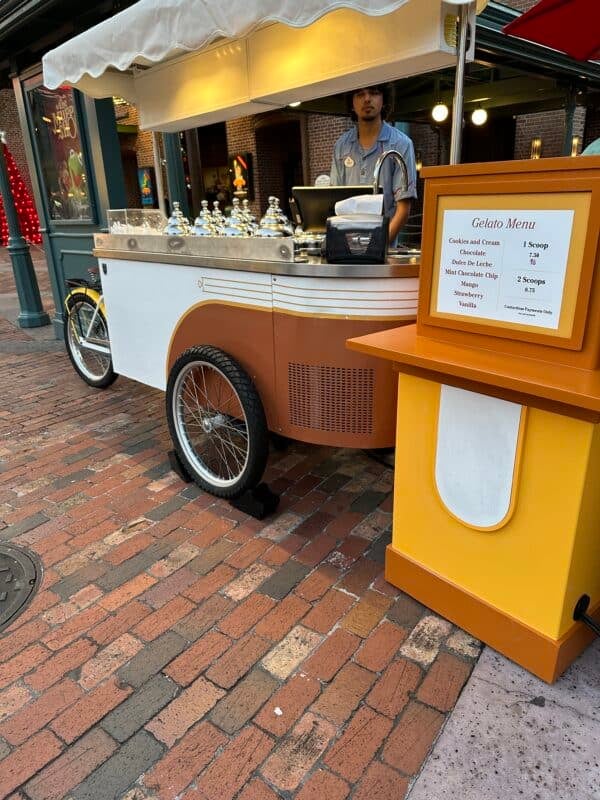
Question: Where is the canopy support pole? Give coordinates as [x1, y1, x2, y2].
[163, 133, 190, 218]
[449, 3, 471, 165]
[562, 85, 577, 157]
[152, 132, 167, 217]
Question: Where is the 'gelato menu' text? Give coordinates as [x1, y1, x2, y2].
[436, 209, 574, 329]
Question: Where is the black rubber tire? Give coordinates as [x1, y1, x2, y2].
[166, 345, 269, 499]
[63, 291, 117, 389]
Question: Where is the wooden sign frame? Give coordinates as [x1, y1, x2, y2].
[416, 157, 600, 369]
[418, 179, 596, 351]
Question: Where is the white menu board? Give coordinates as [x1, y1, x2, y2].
[435, 209, 575, 329]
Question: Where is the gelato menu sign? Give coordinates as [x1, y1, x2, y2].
[435, 209, 574, 329]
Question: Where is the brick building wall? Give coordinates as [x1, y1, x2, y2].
[256, 123, 285, 214]
[306, 114, 350, 184]
[115, 103, 154, 168]
[406, 123, 450, 218]
[113, 102, 158, 208]
[410, 123, 449, 170]
[225, 112, 350, 216]
[0, 88, 34, 196]
[255, 119, 303, 216]
[513, 107, 586, 160]
[226, 116, 261, 216]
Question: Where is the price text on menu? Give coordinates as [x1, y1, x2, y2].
[436, 209, 575, 329]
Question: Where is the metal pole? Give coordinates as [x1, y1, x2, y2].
[563, 85, 577, 157]
[184, 129, 203, 216]
[152, 132, 166, 217]
[0, 132, 49, 328]
[163, 132, 191, 218]
[449, 3, 471, 165]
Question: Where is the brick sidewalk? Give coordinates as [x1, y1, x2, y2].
[0, 246, 55, 345]
[0, 251, 481, 800]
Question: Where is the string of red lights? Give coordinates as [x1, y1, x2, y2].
[0, 143, 42, 247]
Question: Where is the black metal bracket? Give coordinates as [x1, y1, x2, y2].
[270, 433, 291, 452]
[167, 451, 279, 520]
[573, 594, 600, 637]
[230, 483, 280, 520]
[168, 449, 193, 483]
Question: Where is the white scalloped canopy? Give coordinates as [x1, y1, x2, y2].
[42, 0, 473, 132]
[43, 0, 413, 89]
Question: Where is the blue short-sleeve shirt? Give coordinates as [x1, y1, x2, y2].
[329, 121, 417, 220]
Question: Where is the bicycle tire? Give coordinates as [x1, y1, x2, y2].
[63, 291, 117, 389]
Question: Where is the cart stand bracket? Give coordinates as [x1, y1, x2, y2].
[230, 483, 280, 520]
[168, 449, 193, 483]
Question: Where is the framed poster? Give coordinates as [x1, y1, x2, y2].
[422, 190, 593, 349]
[137, 166, 156, 207]
[27, 85, 93, 221]
[228, 152, 254, 200]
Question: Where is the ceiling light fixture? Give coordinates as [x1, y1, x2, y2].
[471, 107, 488, 126]
[432, 102, 449, 123]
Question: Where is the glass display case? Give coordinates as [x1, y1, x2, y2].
[106, 208, 166, 235]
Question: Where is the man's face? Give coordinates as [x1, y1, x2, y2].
[352, 87, 384, 122]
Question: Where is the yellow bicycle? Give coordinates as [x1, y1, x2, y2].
[63, 267, 117, 388]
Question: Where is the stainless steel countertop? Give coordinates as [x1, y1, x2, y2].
[93, 245, 420, 279]
[93, 232, 420, 278]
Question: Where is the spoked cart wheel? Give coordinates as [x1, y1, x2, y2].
[64, 291, 117, 388]
[166, 346, 269, 499]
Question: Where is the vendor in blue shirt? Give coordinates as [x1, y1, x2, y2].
[330, 85, 417, 244]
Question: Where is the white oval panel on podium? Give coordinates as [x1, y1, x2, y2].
[434, 385, 524, 529]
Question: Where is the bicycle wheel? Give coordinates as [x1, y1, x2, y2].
[166, 346, 269, 498]
[64, 291, 117, 388]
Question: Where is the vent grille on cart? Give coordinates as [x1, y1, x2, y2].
[288, 362, 374, 434]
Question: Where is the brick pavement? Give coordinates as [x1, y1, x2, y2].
[0, 247, 481, 799]
[0, 246, 52, 304]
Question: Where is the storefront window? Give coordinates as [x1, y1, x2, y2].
[27, 86, 92, 221]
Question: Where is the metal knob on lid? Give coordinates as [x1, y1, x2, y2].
[211, 200, 226, 235]
[192, 199, 214, 236]
[256, 196, 292, 237]
[164, 200, 191, 235]
[241, 199, 257, 226]
[223, 197, 249, 236]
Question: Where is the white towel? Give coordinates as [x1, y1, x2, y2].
[334, 194, 383, 216]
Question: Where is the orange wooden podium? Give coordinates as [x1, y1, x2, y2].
[349, 156, 600, 682]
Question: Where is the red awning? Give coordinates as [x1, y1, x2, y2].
[503, 0, 600, 62]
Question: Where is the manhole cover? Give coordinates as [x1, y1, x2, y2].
[0, 544, 43, 633]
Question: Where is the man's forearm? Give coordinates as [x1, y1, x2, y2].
[388, 199, 411, 242]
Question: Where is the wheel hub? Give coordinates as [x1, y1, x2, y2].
[202, 413, 226, 433]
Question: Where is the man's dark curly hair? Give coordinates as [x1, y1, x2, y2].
[346, 84, 391, 122]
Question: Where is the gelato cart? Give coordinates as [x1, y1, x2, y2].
[91, 222, 419, 498]
[43, 0, 478, 499]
